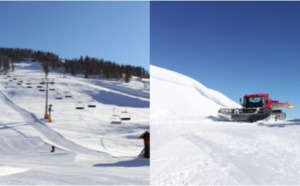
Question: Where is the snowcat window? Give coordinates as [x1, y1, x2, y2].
[243, 97, 265, 108]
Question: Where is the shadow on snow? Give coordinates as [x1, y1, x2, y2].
[257, 120, 300, 128]
[90, 90, 149, 108]
[93, 158, 149, 167]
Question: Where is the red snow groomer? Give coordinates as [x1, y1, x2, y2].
[218, 93, 294, 122]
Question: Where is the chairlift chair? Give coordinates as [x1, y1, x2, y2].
[75, 101, 85, 109]
[110, 115, 121, 124]
[120, 108, 131, 120]
[55, 91, 63, 100]
[110, 108, 121, 124]
[49, 85, 55, 91]
[65, 91, 72, 98]
[87, 100, 96, 108]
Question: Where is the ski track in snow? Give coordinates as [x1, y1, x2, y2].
[152, 120, 300, 185]
[0, 62, 149, 184]
[151, 65, 300, 185]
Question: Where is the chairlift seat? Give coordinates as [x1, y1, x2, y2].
[56, 92, 63, 99]
[120, 116, 131, 121]
[87, 100, 96, 108]
[110, 115, 122, 124]
[120, 110, 131, 120]
[76, 102, 85, 109]
[65, 92, 72, 98]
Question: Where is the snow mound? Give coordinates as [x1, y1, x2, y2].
[151, 65, 239, 120]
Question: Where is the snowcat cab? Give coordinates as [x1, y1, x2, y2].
[218, 93, 293, 122]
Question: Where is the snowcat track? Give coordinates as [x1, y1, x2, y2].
[218, 108, 272, 122]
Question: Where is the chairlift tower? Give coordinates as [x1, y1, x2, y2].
[42, 77, 55, 119]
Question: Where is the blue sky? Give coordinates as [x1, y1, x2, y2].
[151, 1, 300, 119]
[0, 1, 149, 69]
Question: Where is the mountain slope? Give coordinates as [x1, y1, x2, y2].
[0, 62, 149, 184]
[151, 65, 300, 185]
[151, 65, 239, 120]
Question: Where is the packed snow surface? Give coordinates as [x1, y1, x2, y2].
[0, 62, 149, 184]
[151, 65, 300, 185]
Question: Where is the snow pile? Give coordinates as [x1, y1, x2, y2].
[151, 65, 239, 120]
[151, 65, 300, 185]
[0, 62, 149, 184]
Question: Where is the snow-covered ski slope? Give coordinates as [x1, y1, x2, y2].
[151, 65, 300, 185]
[0, 62, 149, 184]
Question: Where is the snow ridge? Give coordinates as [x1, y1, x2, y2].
[151, 65, 239, 119]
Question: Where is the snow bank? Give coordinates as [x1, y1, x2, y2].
[151, 65, 239, 120]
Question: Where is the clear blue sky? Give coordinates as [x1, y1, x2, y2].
[151, 1, 300, 119]
[0, 1, 149, 70]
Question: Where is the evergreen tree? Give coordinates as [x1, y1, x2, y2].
[43, 62, 49, 77]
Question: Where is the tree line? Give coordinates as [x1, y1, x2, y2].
[0, 47, 149, 82]
[0, 55, 15, 73]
